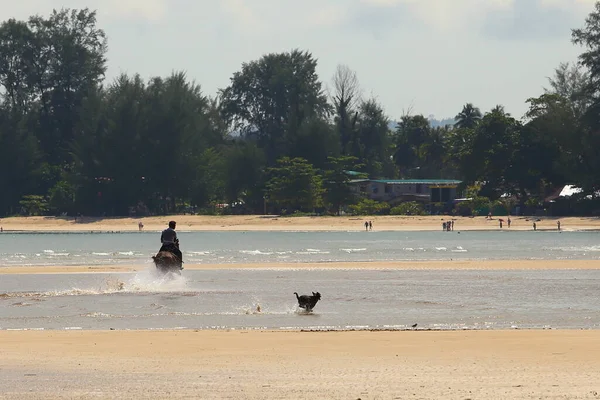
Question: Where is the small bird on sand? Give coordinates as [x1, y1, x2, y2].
[411, 323, 418, 328]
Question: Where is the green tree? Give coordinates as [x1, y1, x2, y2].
[19, 195, 48, 216]
[545, 62, 591, 119]
[265, 157, 323, 214]
[27, 8, 107, 166]
[454, 103, 482, 130]
[0, 111, 39, 215]
[0, 19, 35, 114]
[393, 114, 452, 179]
[220, 49, 331, 164]
[222, 140, 266, 209]
[322, 156, 362, 215]
[392, 114, 429, 177]
[571, 9, 600, 195]
[463, 107, 522, 198]
[353, 99, 394, 178]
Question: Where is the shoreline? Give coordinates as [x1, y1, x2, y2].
[2, 259, 600, 274]
[1, 214, 598, 232]
[1, 329, 599, 399]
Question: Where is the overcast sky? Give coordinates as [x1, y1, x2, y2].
[3, 0, 597, 120]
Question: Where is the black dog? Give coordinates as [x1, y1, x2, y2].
[294, 291, 321, 312]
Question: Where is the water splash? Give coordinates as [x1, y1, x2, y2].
[124, 267, 189, 292]
[0, 266, 190, 299]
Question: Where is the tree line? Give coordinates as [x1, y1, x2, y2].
[1, 6, 600, 217]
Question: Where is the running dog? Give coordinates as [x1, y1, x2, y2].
[294, 291, 321, 312]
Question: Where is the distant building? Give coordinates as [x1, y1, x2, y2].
[350, 179, 462, 203]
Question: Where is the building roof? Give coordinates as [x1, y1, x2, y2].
[344, 170, 365, 177]
[370, 179, 462, 185]
[349, 179, 462, 186]
[559, 185, 583, 197]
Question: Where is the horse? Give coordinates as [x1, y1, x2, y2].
[152, 251, 182, 275]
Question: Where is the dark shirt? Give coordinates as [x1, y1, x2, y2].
[160, 227, 177, 244]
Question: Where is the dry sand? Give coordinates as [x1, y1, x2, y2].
[1, 330, 600, 399]
[2, 259, 600, 274]
[1, 214, 598, 232]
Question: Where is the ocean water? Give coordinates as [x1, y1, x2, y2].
[1, 230, 600, 266]
[1, 230, 600, 331]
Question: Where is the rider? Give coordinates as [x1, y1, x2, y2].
[160, 220, 183, 265]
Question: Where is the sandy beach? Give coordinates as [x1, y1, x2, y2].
[1, 329, 599, 399]
[1, 214, 598, 232]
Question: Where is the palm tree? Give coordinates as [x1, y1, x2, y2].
[454, 103, 482, 129]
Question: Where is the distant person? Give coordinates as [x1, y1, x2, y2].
[557, 221, 561, 231]
[499, 219, 503, 229]
[487, 212, 492, 220]
[160, 221, 183, 263]
[0, 227, 2, 232]
[365, 221, 369, 231]
[451, 220, 454, 231]
[138, 221, 144, 231]
[533, 222, 537, 231]
[507, 217, 511, 228]
[369, 221, 373, 231]
[443, 222, 447, 231]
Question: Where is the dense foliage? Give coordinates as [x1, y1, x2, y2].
[2, 6, 600, 216]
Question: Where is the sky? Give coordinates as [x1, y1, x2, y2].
[3, 0, 597, 121]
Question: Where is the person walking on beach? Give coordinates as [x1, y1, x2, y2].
[160, 221, 183, 262]
[365, 221, 369, 231]
[507, 217, 511, 228]
[369, 221, 373, 231]
[533, 222, 537, 231]
[557, 220, 561, 231]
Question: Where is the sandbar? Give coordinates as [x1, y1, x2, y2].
[2, 259, 600, 274]
[0, 214, 597, 232]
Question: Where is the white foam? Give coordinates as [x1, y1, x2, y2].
[451, 246, 468, 252]
[340, 248, 367, 253]
[240, 250, 273, 255]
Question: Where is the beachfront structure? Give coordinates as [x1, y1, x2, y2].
[350, 179, 462, 203]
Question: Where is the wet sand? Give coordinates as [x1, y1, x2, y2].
[0, 214, 596, 232]
[1, 329, 599, 399]
[1, 259, 600, 274]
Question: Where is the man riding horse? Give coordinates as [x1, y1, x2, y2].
[159, 220, 183, 266]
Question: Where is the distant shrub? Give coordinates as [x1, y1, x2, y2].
[456, 196, 491, 216]
[19, 195, 49, 216]
[348, 199, 390, 215]
[390, 201, 426, 216]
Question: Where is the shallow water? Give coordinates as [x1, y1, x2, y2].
[1, 230, 600, 267]
[2, 230, 600, 331]
[1, 267, 599, 331]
